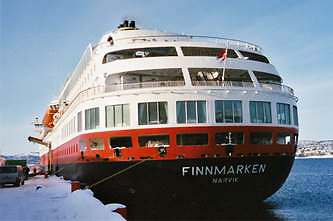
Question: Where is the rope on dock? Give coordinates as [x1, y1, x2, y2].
[85, 152, 160, 190]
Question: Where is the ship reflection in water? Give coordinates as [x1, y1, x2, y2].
[113, 158, 333, 221]
[125, 201, 283, 221]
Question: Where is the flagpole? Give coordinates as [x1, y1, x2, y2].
[222, 40, 229, 83]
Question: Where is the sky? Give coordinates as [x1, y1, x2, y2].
[0, 0, 332, 154]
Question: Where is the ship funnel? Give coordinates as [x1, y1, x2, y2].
[123, 20, 129, 27]
[130, 20, 135, 28]
[118, 20, 136, 30]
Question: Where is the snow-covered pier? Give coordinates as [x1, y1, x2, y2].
[0, 175, 125, 221]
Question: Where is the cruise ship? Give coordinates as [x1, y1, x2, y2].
[29, 20, 299, 207]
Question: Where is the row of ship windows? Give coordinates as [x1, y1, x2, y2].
[58, 131, 298, 156]
[63, 100, 298, 137]
[102, 47, 270, 64]
[104, 68, 282, 91]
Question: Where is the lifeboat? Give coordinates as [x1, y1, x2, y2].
[42, 107, 58, 128]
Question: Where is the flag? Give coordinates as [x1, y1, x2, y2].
[217, 48, 228, 61]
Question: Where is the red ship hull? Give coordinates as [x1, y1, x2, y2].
[40, 126, 297, 213]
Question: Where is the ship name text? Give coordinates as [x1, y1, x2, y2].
[182, 164, 267, 176]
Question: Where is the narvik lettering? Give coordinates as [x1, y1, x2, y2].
[182, 164, 266, 176]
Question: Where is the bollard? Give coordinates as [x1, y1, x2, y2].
[71, 181, 80, 192]
[114, 207, 127, 219]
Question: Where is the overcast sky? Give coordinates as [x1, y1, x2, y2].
[1, 0, 332, 154]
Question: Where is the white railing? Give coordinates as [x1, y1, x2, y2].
[59, 44, 93, 101]
[105, 80, 185, 92]
[68, 80, 294, 111]
[57, 80, 295, 127]
[93, 34, 262, 53]
[260, 83, 294, 96]
[61, 81, 186, 121]
[192, 80, 255, 88]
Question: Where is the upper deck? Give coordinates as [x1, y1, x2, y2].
[43, 21, 298, 147]
[94, 31, 262, 54]
[58, 20, 287, 103]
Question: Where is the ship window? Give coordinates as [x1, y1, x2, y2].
[89, 137, 104, 150]
[249, 101, 272, 123]
[250, 132, 272, 144]
[105, 104, 130, 127]
[176, 133, 208, 146]
[176, 100, 206, 124]
[188, 68, 252, 86]
[277, 103, 291, 125]
[276, 133, 291, 144]
[138, 135, 169, 148]
[215, 132, 244, 145]
[79, 140, 86, 151]
[105, 68, 185, 92]
[294, 133, 299, 145]
[293, 106, 299, 126]
[215, 100, 242, 123]
[85, 107, 99, 130]
[102, 47, 177, 64]
[181, 47, 238, 58]
[77, 111, 82, 132]
[138, 102, 168, 125]
[109, 136, 132, 148]
[239, 50, 270, 63]
[253, 71, 282, 84]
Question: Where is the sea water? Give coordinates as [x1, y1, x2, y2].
[267, 158, 333, 220]
[125, 158, 333, 220]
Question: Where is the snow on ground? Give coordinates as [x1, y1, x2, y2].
[0, 175, 126, 221]
[296, 155, 333, 159]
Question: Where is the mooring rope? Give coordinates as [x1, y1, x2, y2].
[85, 152, 162, 190]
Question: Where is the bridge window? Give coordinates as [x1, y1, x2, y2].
[103, 47, 177, 63]
[109, 136, 132, 148]
[253, 71, 281, 84]
[105, 104, 130, 127]
[138, 135, 169, 148]
[250, 132, 272, 144]
[89, 137, 104, 150]
[105, 68, 184, 92]
[239, 50, 270, 63]
[215, 132, 244, 145]
[176, 100, 206, 123]
[249, 101, 272, 123]
[293, 106, 299, 126]
[215, 100, 242, 123]
[277, 103, 291, 125]
[181, 47, 238, 58]
[138, 102, 168, 125]
[85, 107, 99, 130]
[188, 68, 252, 86]
[276, 133, 291, 144]
[176, 133, 208, 146]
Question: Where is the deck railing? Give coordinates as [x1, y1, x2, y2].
[192, 80, 255, 88]
[71, 80, 294, 108]
[260, 83, 294, 96]
[105, 80, 185, 92]
[93, 34, 262, 53]
[57, 80, 295, 126]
